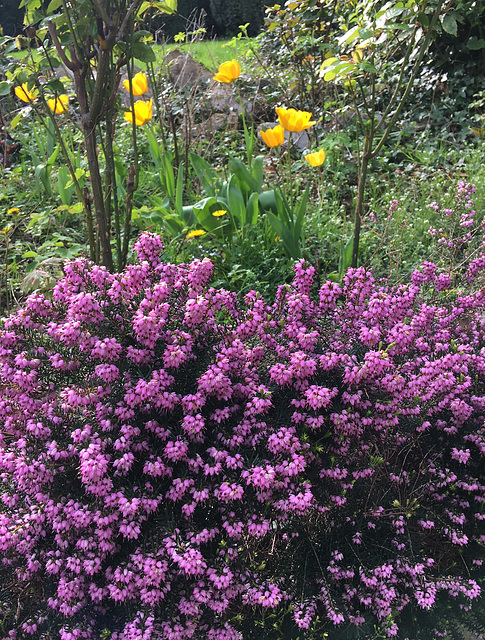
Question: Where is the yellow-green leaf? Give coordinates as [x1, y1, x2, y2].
[68, 202, 84, 214]
[10, 112, 24, 129]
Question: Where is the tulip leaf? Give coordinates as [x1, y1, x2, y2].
[190, 153, 221, 196]
[246, 192, 259, 226]
[228, 158, 258, 195]
[266, 211, 300, 259]
[338, 234, 354, 279]
[175, 164, 184, 217]
[227, 175, 246, 226]
[193, 196, 231, 236]
[258, 190, 277, 214]
[293, 185, 309, 246]
[251, 155, 264, 193]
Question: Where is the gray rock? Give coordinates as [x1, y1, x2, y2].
[165, 51, 212, 90]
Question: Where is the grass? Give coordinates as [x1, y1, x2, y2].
[159, 38, 243, 71]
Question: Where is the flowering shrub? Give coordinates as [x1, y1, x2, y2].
[1, 232, 485, 639]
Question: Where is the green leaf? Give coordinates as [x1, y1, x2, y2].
[175, 164, 184, 217]
[44, 77, 65, 93]
[338, 234, 354, 279]
[152, 0, 177, 14]
[266, 210, 299, 258]
[293, 185, 309, 245]
[190, 153, 220, 196]
[441, 14, 457, 36]
[46, 0, 63, 12]
[0, 82, 10, 96]
[358, 28, 374, 39]
[131, 41, 156, 63]
[47, 144, 60, 167]
[227, 174, 246, 226]
[137, 0, 176, 14]
[251, 155, 264, 193]
[360, 61, 378, 73]
[193, 196, 231, 235]
[228, 157, 257, 195]
[337, 25, 360, 45]
[417, 11, 429, 27]
[160, 151, 175, 198]
[131, 30, 151, 41]
[146, 127, 162, 168]
[258, 190, 277, 214]
[467, 36, 485, 50]
[245, 192, 259, 226]
[58, 166, 74, 205]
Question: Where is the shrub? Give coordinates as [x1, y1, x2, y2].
[208, 0, 264, 37]
[0, 0, 24, 36]
[1, 231, 485, 639]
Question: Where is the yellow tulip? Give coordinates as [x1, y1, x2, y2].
[124, 99, 153, 126]
[305, 149, 326, 167]
[212, 210, 227, 217]
[276, 107, 316, 133]
[213, 59, 241, 83]
[122, 72, 148, 96]
[48, 94, 69, 113]
[259, 124, 285, 148]
[14, 83, 38, 103]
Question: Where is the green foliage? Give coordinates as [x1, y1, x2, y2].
[0, 0, 24, 35]
[208, 0, 264, 36]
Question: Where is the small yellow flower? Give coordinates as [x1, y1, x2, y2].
[48, 94, 69, 113]
[14, 83, 38, 103]
[259, 124, 285, 148]
[123, 72, 148, 96]
[186, 229, 206, 239]
[124, 99, 153, 126]
[304, 149, 326, 167]
[302, 54, 315, 64]
[7, 207, 20, 214]
[212, 210, 227, 217]
[213, 59, 241, 83]
[276, 107, 316, 133]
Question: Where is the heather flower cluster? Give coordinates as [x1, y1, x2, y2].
[1, 232, 485, 639]
[425, 181, 485, 286]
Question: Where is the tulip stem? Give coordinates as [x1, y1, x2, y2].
[237, 88, 253, 169]
[286, 132, 295, 209]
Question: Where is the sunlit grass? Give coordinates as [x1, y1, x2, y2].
[155, 38, 246, 72]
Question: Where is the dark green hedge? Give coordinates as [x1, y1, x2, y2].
[0, 0, 24, 35]
[149, 0, 265, 41]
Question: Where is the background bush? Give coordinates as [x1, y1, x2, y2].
[0, 0, 23, 35]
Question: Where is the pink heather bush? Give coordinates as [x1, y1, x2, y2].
[1, 231, 485, 639]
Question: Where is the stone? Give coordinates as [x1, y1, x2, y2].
[165, 50, 212, 90]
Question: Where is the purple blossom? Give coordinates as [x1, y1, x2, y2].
[0, 232, 484, 639]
